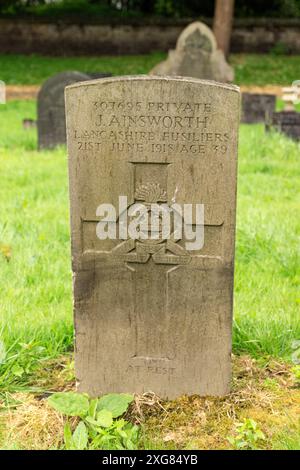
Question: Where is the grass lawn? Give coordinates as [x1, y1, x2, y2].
[0, 53, 300, 86]
[0, 99, 299, 449]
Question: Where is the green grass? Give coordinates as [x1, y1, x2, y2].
[1, 53, 300, 86]
[231, 54, 300, 85]
[0, 99, 299, 451]
[0, 101, 73, 390]
[234, 124, 300, 357]
[273, 427, 300, 450]
[0, 53, 166, 86]
[0, 99, 299, 392]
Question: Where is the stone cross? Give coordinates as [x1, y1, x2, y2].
[66, 76, 240, 398]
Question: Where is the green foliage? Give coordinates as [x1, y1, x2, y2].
[69, 421, 88, 450]
[228, 419, 266, 450]
[1, 0, 300, 18]
[270, 42, 290, 56]
[48, 392, 90, 417]
[48, 392, 137, 450]
[154, 0, 176, 17]
[0, 340, 47, 391]
[291, 366, 300, 386]
[291, 340, 300, 365]
[98, 393, 134, 418]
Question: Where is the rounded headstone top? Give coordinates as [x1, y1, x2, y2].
[38, 71, 91, 116]
[37, 71, 91, 150]
[176, 21, 217, 53]
[38, 71, 91, 97]
[86, 72, 113, 79]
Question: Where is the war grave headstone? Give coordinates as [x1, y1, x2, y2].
[241, 93, 276, 124]
[66, 76, 240, 398]
[150, 22, 234, 83]
[267, 86, 300, 141]
[37, 71, 112, 149]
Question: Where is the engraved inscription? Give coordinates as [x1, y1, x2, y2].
[73, 100, 230, 156]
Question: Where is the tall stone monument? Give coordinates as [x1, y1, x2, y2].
[66, 76, 240, 398]
[37, 71, 112, 149]
[149, 22, 234, 83]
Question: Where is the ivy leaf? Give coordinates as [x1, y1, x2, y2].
[97, 393, 134, 418]
[72, 421, 88, 450]
[48, 392, 89, 417]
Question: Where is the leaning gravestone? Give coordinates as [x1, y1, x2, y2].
[66, 76, 240, 398]
[37, 71, 112, 149]
[150, 21, 234, 83]
[241, 93, 276, 124]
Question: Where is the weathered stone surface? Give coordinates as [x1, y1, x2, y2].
[38, 71, 90, 150]
[268, 111, 300, 141]
[37, 71, 112, 149]
[150, 22, 234, 83]
[241, 93, 276, 124]
[66, 76, 240, 398]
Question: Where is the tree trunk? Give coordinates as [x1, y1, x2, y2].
[213, 0, 235, 58]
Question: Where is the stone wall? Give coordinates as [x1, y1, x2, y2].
[0, 18, 299, 55]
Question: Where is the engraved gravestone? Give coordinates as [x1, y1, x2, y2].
[37, 71, 112, 149]
[150, 22, 234, 83]
[66, 76, 240, 398]
[241, 93, 276, 124]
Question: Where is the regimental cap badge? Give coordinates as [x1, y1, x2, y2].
[135, 183, 167, 203]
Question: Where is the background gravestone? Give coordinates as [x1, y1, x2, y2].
[241, 93, 276, 124]
[149, 21, 234, 83]
[267, 111, 300, 141]
[37, 71, 112, 149]
[66, 76, 240, 398]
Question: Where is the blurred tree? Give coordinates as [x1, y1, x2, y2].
[213, 0, 235, 58]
